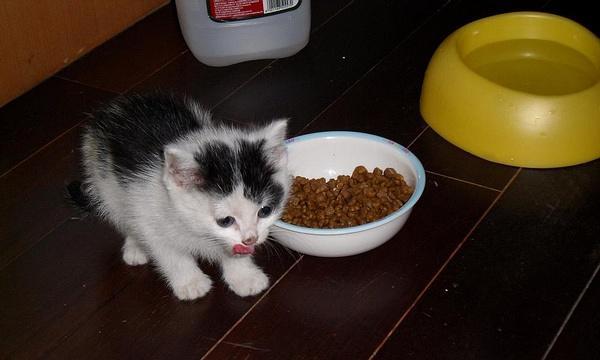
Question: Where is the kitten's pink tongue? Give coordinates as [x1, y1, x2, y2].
[233, 244, 255, 255]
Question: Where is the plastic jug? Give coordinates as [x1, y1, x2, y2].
[175, 0, 311, 66]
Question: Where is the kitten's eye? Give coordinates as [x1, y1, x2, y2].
[216, 216, 235, 228]
[257, 206, 272, 218]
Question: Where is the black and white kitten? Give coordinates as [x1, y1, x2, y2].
[71, 92, 290, 300]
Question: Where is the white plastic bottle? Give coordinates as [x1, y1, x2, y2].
[174, 0, 311, 67]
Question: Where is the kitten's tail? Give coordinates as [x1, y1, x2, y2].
[65, 180, 94, 213]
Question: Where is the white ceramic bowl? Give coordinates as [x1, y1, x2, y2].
[271, 131, 426, 257]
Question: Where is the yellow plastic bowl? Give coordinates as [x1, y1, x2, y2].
[420, 12, 600, 168]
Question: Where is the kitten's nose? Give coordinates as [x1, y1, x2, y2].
[242, 236, 257, 245]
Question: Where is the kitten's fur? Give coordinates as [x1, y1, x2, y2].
[72, 92, 290, 300]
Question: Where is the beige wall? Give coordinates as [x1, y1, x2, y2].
[0, 0, 169, 106]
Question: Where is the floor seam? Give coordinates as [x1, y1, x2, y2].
[124, 49, 190, 94]
[210, 59, 278, 112]
[406, 125, 429, 149]
[310, 0, 356, 34]
[424, 170, 504, 192]
[53, 75, 121, 96]
[541, 260, 600, 360]
[0, 217, 70, 272]
[0, 119, 86, 179]
[200, 255, 304, 359]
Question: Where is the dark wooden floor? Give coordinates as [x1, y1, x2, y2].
[1, 0, 598, 359]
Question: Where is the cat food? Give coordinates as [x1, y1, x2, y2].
[281, 166, 413, 228]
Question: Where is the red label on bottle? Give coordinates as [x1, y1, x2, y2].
[209, 0, 263, 21]
[208, 0, 300, 22]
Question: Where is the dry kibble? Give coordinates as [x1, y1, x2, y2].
[281, 166, 414, 229]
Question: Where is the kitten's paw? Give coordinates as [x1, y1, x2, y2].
[122, 243, 149, 266]
[225, 268, 269, 297]
[173, 274, 213, 300]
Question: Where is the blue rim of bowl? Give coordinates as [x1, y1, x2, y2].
[274, 131, 426, 235]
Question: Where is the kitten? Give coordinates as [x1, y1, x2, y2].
[69, 92, 290, 300]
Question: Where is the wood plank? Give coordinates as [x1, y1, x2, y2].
[0, 126, 82, 269]
[203, 173, 498, 359]
[0, 218, 128, 359]
[0, 78, 114, 176]
[211, 0, 452, 135]
[129, 52, 273, 109]
[376, 0, 600, 359]
[374, 160, 600, 359]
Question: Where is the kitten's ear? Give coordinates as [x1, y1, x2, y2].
[163, 146, 204, 190]
[264, 119, 288, 144]
[263, 119, 288, 167]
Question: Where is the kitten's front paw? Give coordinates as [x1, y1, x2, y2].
[225, 268, 269, 297]
[122, 243, 149, 266]
[173, 274, 213, 300]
